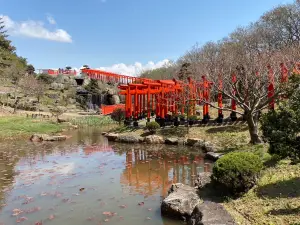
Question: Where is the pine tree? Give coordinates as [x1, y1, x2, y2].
[85, 79, 101, 95]
[0, 17, 16, 53]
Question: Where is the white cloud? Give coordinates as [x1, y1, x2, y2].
[46, 15, 56, 25]
[1, 15, 72, 43]
[97, 59, 171, 76]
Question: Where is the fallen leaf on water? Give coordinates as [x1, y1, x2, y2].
[119, 205, 127, 208]
[16, 217, 28, 223]
[104, 219, 109, 222]
[146, 217, 151, 220]
[79, 188, 85, 192]
[102, 212, 117, 217]
[138, 202, 144, 206]
[62, 198, 69, 203]
[148, 208, 152, 211]
[34, 221, 42, 225]
[12, 208, 22, 213]
[86, 217, 94, 221]
[49, 214, 55, 220]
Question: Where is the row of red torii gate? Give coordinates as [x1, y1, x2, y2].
[81, 64, 297, 126]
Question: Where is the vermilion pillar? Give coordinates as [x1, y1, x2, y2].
[152, 94, 155, 112]
[125, 87, 131, 118]
[134, 87, 138, 119]
[202, 76, 210, 123]
[156, 94, 160, 117]
[139, 94, 142, 118]
[147, 86, 151, 121]
[217, 74, 223, 123]
[143, 94, 146, 118]
[160, 89, 165, 119]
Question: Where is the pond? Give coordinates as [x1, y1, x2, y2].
[0, 128, 213, 225]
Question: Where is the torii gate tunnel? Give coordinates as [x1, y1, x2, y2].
[81, 63, 297, 126]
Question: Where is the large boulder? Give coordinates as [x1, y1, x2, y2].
[104, 133, 119, 141]
[186, 139, 217, 153]
[205, 152, 223, 161]
[50, 82, 65, 90]
[165, 137, 179, 145]
[109, 95, 120, 105]
[161, 183, 202, 221]
[30, 134, 67, 142]
[186, 138, 205, 147]
[194, 172, 212, 189]
[46, 93, 60, 99]
[42, 135, 67, 141]
[188, 202, 236, 225]
[203, 141, 216, 153]
[68, 98, 76, 104]
[106, 88, 116, 95]
[144, 135, 164, 144]
[116, 135, 144, 143]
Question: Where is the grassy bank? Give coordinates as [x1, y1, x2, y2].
[69, 115, 118, 127]
[0, 116, 65, 141]
[224, 160, 300, 225]
[110, 123, 250, 152]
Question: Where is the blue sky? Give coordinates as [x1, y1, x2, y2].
[1, 0, 293, 75]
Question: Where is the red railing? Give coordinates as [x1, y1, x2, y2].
[101, 104, 125, 115]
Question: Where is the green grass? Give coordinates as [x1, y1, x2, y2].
[223, 160, 300, 225]
[0, 116, 64, 141]
[69, 115, 117, 127]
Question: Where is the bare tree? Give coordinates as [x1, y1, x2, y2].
[50, 105, 66, 123]
[259, 1, 300, 48]
[4, 60, 27, 113]
[19, 75, 46, 111]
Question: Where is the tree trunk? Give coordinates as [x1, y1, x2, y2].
[246, 113, 262, 144]
[13, 87, 18, 114]
[13, 98, 19, 114]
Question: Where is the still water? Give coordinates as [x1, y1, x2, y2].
[0, 128, 213, 225]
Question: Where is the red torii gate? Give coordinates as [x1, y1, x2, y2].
[80, 68, 151, 84]
[119, 77, 213, 126]
[80, 62, 296, 126]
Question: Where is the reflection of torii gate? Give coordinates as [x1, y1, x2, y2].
[120, 150, 211, 197]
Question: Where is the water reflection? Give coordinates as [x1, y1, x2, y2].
[121, 149, 211, 198]
[0, 128, 213, 225]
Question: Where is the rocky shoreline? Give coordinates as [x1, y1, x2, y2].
[102, 132, 224, 161]
[161, 176, 236, 225]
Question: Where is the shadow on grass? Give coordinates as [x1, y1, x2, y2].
[263, 155, 281, 168]
[256, 177, 300, 198]
[206, 125, 248, 134]
[196, 180, 239, 203]
[158, 127, 187, 137]
[268, 207, 300, 216]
